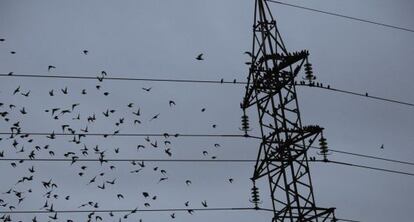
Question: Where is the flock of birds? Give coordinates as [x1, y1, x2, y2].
[0, 39, 239, 221]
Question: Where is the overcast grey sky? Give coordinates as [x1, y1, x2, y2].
[0, 0, 413, 221]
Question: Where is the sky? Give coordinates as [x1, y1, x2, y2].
[0, 0, 413, 221]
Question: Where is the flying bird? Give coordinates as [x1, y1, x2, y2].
[13, 86, 20, 95]
[244, 51, 253, 57]
[150, 113, 160, 121]
[196, 53, 204, 60]
[61, 87, 68, 94]
[48, 65, 56, 71]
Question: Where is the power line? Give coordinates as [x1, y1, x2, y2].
[1, 73, 413, 108]
[0, 207, 257, 214]
[1, 156, 413, 178]
[0, 207, 359, 221]
[325, 147, 414, 167]
[324, 86, 414, 107]
[266, 0, 414, 33]
[0, 132, 247, 138]
[0, 73, 245, 84]
[0, 158, 256, 163]
[3, 131, 414, 167]
[0, 132, 414, 170]
[3, 130, 414, 168]
[324, 160, 414, 177]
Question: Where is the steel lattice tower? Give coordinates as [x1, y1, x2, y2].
[241, 0, 336, 221]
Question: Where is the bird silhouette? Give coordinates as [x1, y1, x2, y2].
[13, 86, 20, 95]
[150, 113, 160, 121]
[196, 53, 204, 60]
[244, 51, 253, 57]
[61, 87, 68, 94]
[142, 87, 152, 92]
[48, 65, 56, 71]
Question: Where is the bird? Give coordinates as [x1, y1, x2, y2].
[20, 107, 27, 115]
[142, 192, 149, 198]
[244, 51, 253, 57]
[158, 177, 168, 183]
[48, 65, 56, 72]
[150, 113, 160, 121]
[13, 86, 20, 95]
[228, 178, 234, 183]
[185, 180, 192, 186]
[21, 91, 30, 97]
[380, 144, 384, 149]
[196, 53, 204, 60]
[142, 87, 152, 92]
[61, 87, 68, 94]
[165, 148, 172, 157]
[71, 103, 80, 111]
[132, 109, 140, 116]
[201, 200, 208, 207]
[82, 50, 88, 55]
[201, 108, 206, 112]
[169, 100, 176, 107]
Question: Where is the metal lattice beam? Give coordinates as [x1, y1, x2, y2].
[242, 1, 336, 221]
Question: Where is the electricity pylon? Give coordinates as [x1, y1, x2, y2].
[241, 0, 336, 221]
